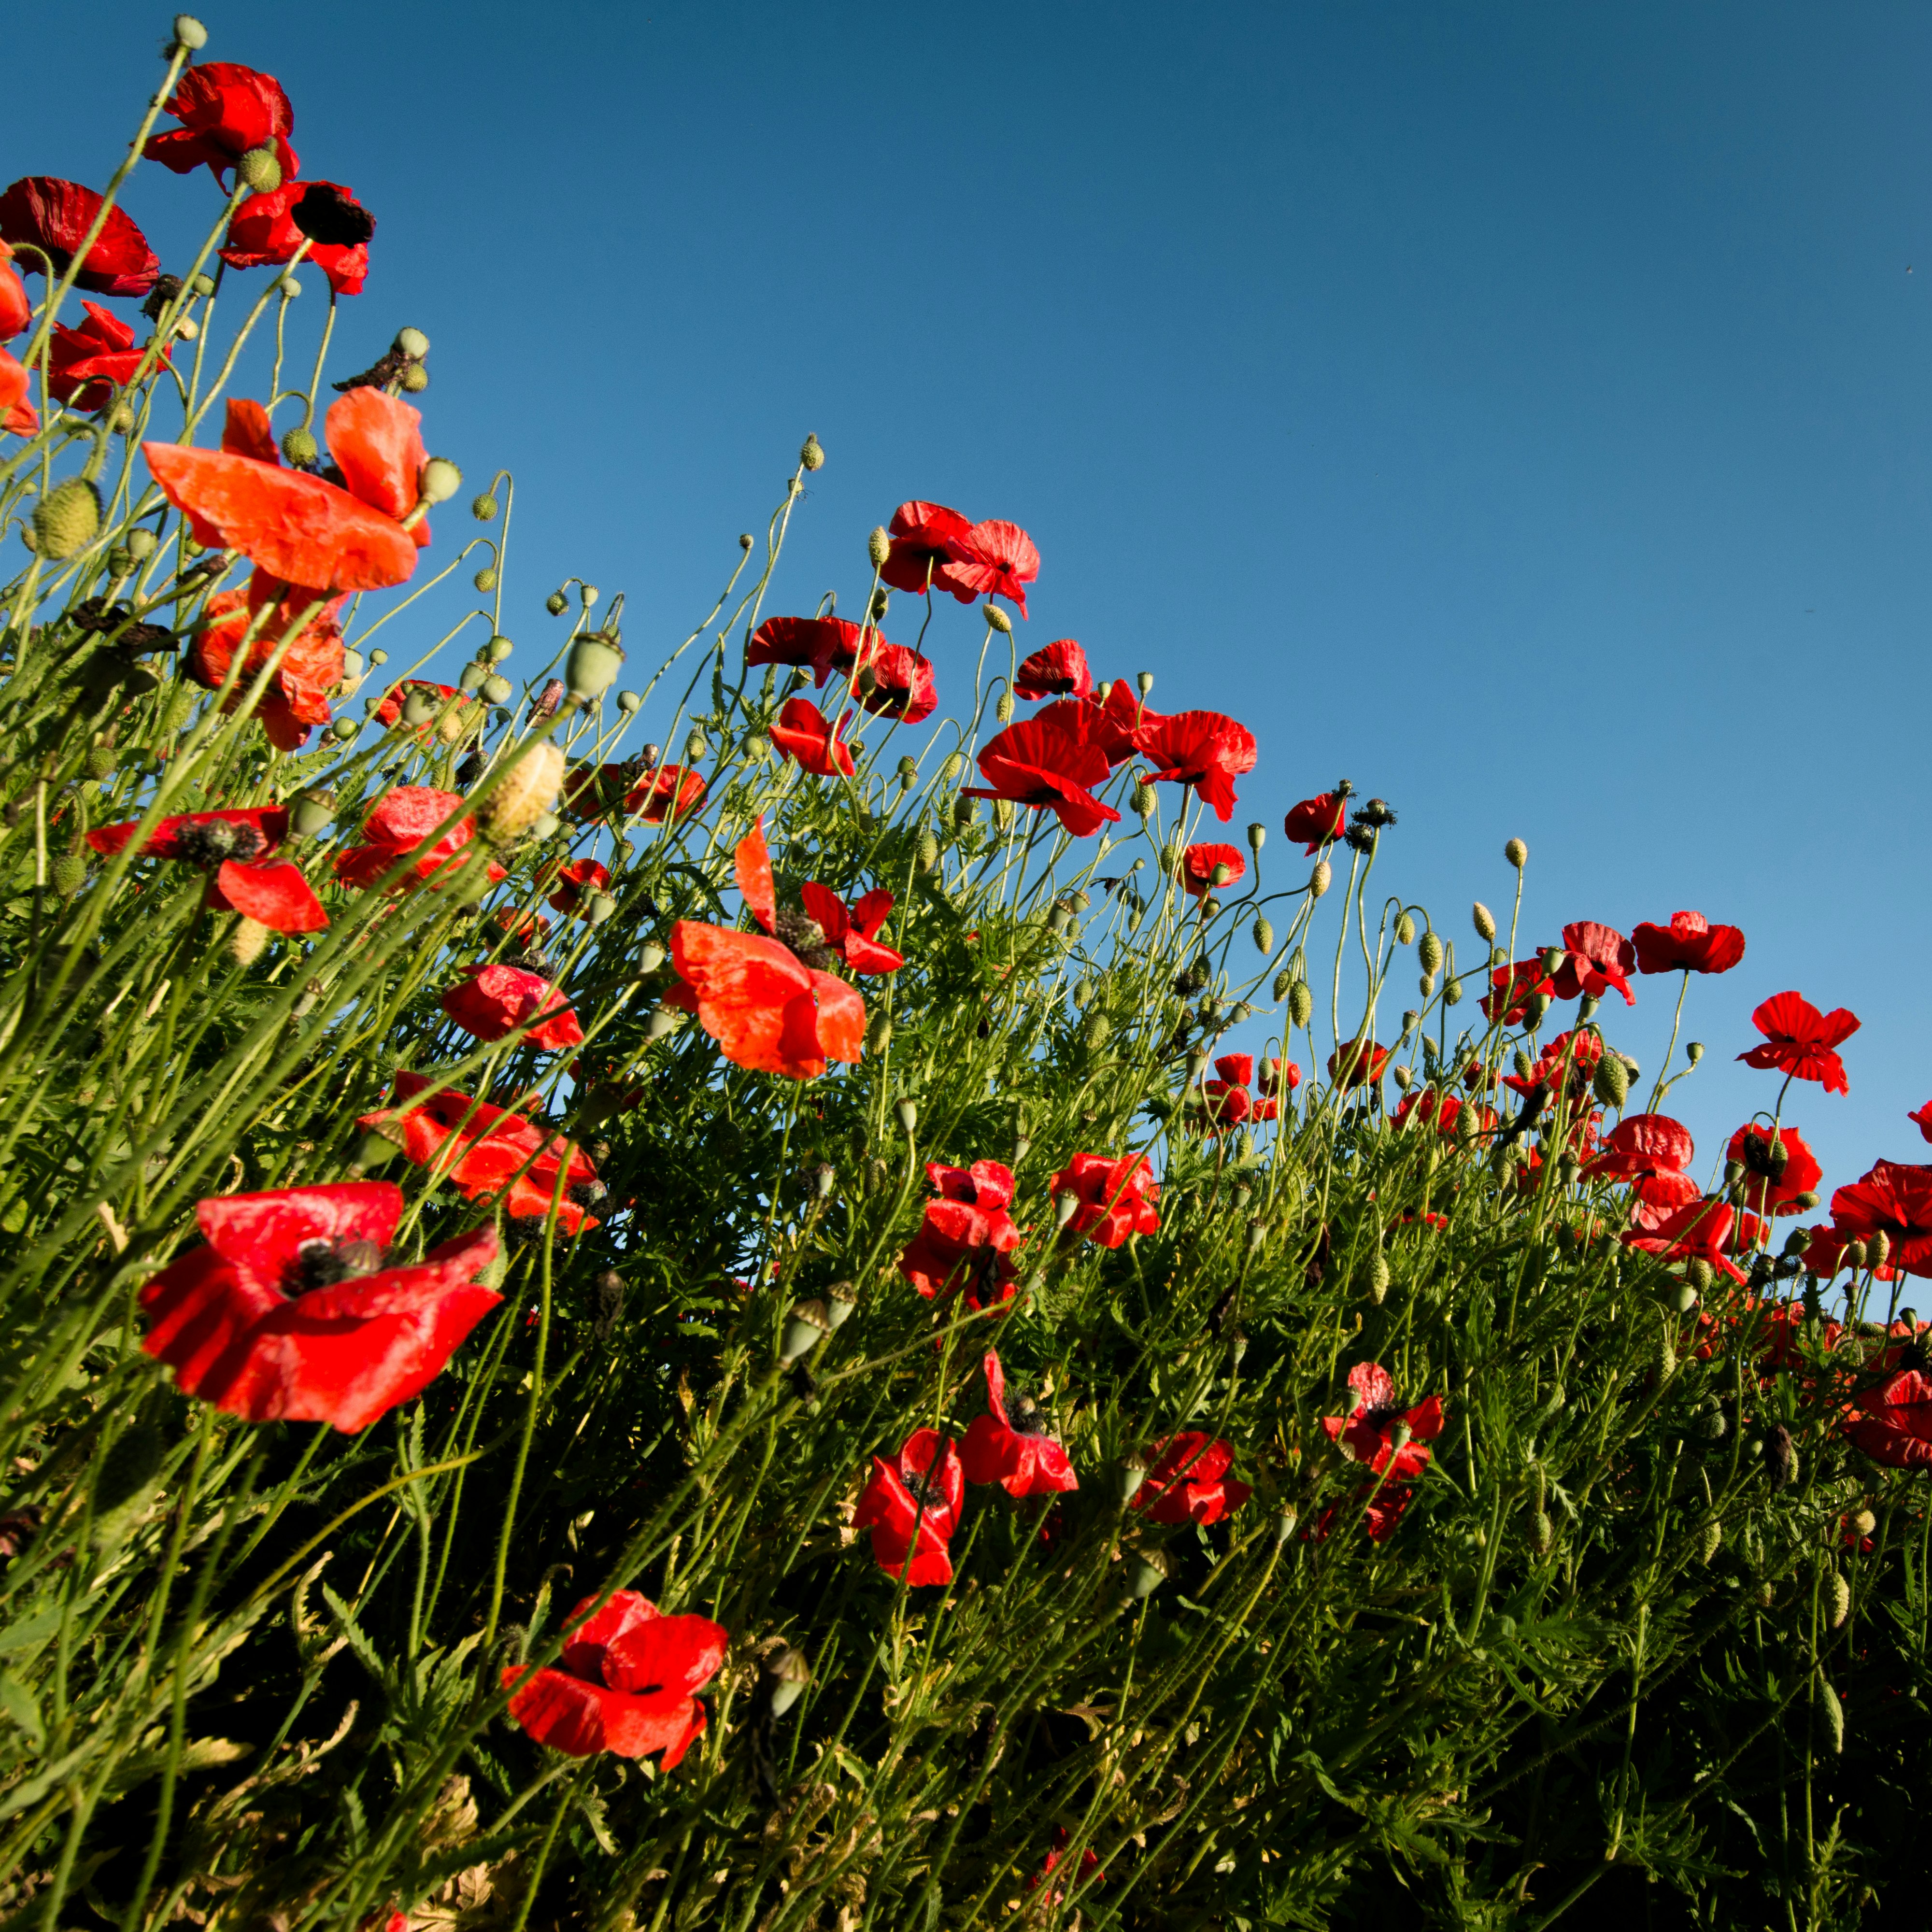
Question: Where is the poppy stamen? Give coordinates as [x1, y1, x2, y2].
[171, 819, 268, 868]
[293, 1235, 387, 1293]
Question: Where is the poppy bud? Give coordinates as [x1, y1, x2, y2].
[1456, 1101, 1480, 1146]
[566, 630, 625, 703]
[237, 145, 282, 194]
[1577, 995, 1599, 1023]
[1592, 1056, 1628, 1110]
[896, 1097, 917, 1137]
[1685, 1042, 1705, 1065]
[1793, 1189, 1820, 1212]
[401, 366, 430, 395]
[684, 731, 707, 763]
[1504, 838, 1528, 869]
[1289, 980, 1314, 1028]
[546, 590, 568, 616]
[1368, 1251, 1391, 1304]
[995, 691, 1014, 723]
[1128, 782, 1156, 819]
[33, 479, 101, 560]
[915, 830, 939, 874]
[230, 916, 270, 967]
[1473, 902, 1496, 942]
[50, 851, 85, 898]
[1828, 1568, 1850, 1627]
[764, 1644, 812, 1718]
[1309, 861, 1332, 899]
[467, 492, 501, 524]
[779, 1299, 828, 1366]
[1686, 1257, 1714, 1293]
[1127, 1546, 1169, 1598]
[1513, 1049, 1534, 1081]
[1253, 914, 1273, 953]
[1764, 1423, 1798, 1490]
[862, 525, 894, 572]
[417, 457, 462, 506]
[952, 796, 976, 829]
[1530, 1508, 1554, 1555]
[173, 14, 209, 48]
[1699, 1518, 1722, 1564]
[1392, 1066, 1413, 1091]
[799, 433, 825, 471]
[1558, 1154, 1581, 1186]
[983, 602, 1012, 635]
[472, 567, 498, 594]
[1869, 1230, 1891, 1271]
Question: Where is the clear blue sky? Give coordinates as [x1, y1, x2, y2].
[16, 1, 1932, 1202]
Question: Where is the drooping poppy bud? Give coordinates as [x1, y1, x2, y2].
[33, 477, 101, 559]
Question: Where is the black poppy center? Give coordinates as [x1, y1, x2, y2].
[294, 1236, 387, 1293]
[172, 819, 267, 868]
[292, 184, 376, 248]
[1740, 1135, 1787, 1179]
[1009, 1397, 1048, 1437]
[569, 1180, 608, 1209]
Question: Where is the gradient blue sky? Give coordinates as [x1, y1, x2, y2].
[17, 2, 1932, 1198]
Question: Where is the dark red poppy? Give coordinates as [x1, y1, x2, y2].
[0, 177, 159, 297]
[502, 1591, 726, 1765]
[852, 1427, 964, 1585]
[1305, 1482, 1414, 1544]
[139, 1181, 497, 1431]
[147, 388, 429, 595]
[745, 614, 867, 686]
[769, 696, 855, 777]
[1621, 1197, 1747, 1284]
[1014, 639, 1092, 701]
[961, 1350, 1078, 1498]
[1131, 1432, 1250, 1526]
[144, 62, 298, 186]
[86, 806, 327, 933]
[0, 347, 36, 437]
[547, 858, 610, 916]
[1481, 959, 1554, 1025]
[1738, 992, 1859, 1095]
[626, 764, 707, 824]
[1548, 922, 1636, 1005]
[1284, 792, 1346, 853]
[1913, 1101, 1932, 1144]
[664, 820, 864, 1080]
[191, 574, 345, 752]
[1843, 1370, 1932, 1469]
[851, 639, 938, 723]
[1050, 1152, 1160, 1248]
[1321, 1362, 1445, 1479]
[798, 880, 903, 974]
[359, 1071, 602, 1232]
[938, 518, 1039, 615]
[1631, 909, 1746, 977]
[963, 718, 1120, 838]
[1725, 1123, 1821, 1219]
[1328, 1038, 1391, 1089]
[334, 786, 505, 894]
[1826, 1160, 1932, 1277]
[0, 242, 29, 340]
[46, 301, 164, 411]
[1130, 710, 1257, 823]
[442, 963, 583, 1052]
[1178, 842, 1245, 898]
[879, 500, 973, 596]
[221, 180, 373, 297]
[899, 1160, 1022, 1298]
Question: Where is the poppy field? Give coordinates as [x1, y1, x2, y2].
[6, 20, 1932, 1932]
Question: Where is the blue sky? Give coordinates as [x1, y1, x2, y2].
[15, 1, 1932, 1200]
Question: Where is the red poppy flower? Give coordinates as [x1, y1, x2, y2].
[1912, 1102, 1932, 1144]
[221, 180, 373, 296]
[144, 62, 299, 186]
[497, 906, 552, 943]
[769, 696, 854, 777]
[963, 718, 1121, 839]
[1305, 1482, 1414, 1544]
[146, 388, 429, 595]
[547, 859, 610, 916]
[1503, 1029, 1603, 1103]
[798, 880, 903, 974]
[1130, 710, 1257, 823]
[441, 963, 583, 1052]
[139, 1181, 497, 1431]
[852, 1427, 964, 1585]
[1050, 1152, 1160, 1248]
[851, 639, 938, 723]
[961, 1351, 1078, 1498]
[626, 764, 707, 824]
[87, 805, 327, 934]
[1582, 1113, 1699, 1228]
[745, 614, 868, 685]
[1631, 909, 1746, 976]
[1391, 1088, 1484, 1136]
[1178, 842, 1245, 898]
[663, 819, 864, 1080]
[1014, 639, 1092, 701]
[359, 1071, 602, 1231]
[1803, 1224, 1892, 1281]
[1283, 792, 1346, 853]
[1028, 1828, 1105, 1902]
[1548, 922, 1636, 1005]
[878, 501, 973, 594]
[46, 301, 164, 411]
[1035, 682, 1152, 768]
[334, 786, 505, 894]
[1842, 1370, 1932, 1469]
[191, 577, 344, 752]
[1481, 958, 1554, 1025]
[0, 177, 159, 296]
[1737, 992, 1859, 1095]
[1328, 1038, 1391, 1089]
[1826, 1160, 1932, 1277]
[937, 518, 1039, 615]
[1131, 1432, 1250, 1527]
[1197, 1055, 1278, 1132]
[899, 1160, 1022, 1298]
[502, 1591, 725, 1765]
[1321, 1362, 1445, 1479]
[0, 347, 36, 437]
[1725, 1123, 1822, 1219]
[1621, 1197, 1747, 1284]
[1259, 1056, 1301, 1096]
[374, 679, 466, 730]
[0, 243, 29, 340]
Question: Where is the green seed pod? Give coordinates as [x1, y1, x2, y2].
[1592, 1054, 1629, 1109]
[1685, 1041, 1705, 1065]
[1253, 913, 1273, 954]
[474, 567, 498, 593]
[1126, 1547, 1169, 1599]
[1289, 980, 1313, 1028]
[1473, 901, 1496, 942]
[471, 493, 501, 522]
[394, 327, 431, 360]
[566, 629, 625, 702]
[1395, 910, 1416, 946]
[328, 715, 358, 742]
[1418, 931, 1444, 974]
[1246, 821, 1266, 853]
[458, 661, 487, 695]
[276, 272, 302, 298]
[237, 144, 283, 194]
[917, 829, 939, 872]
[799, 433, 825, 471]
[417, 456, 462, 504]
[172, 14, 209, 50]
[33, 478, 101, 559]
[290, 787, 337, 837]
[126, 526, 158, 560]
[583, 891, 617, 927]
[50, 851, 86, 898]
[105, 545, 133, 579]
[482, 673, 513, 705]
[1523, 991, 1551, 1028]
[868, 526, 891, 568]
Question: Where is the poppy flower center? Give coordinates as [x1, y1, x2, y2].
[1009, 1397, 1049, 1437]
[292, 1235, 387, 1293]
[1740, 1136, 1787, 1180]
[568, 1179, 608, 1209]
[1360, 1404, 1403, 1432]
[172, 819, 268, 868]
